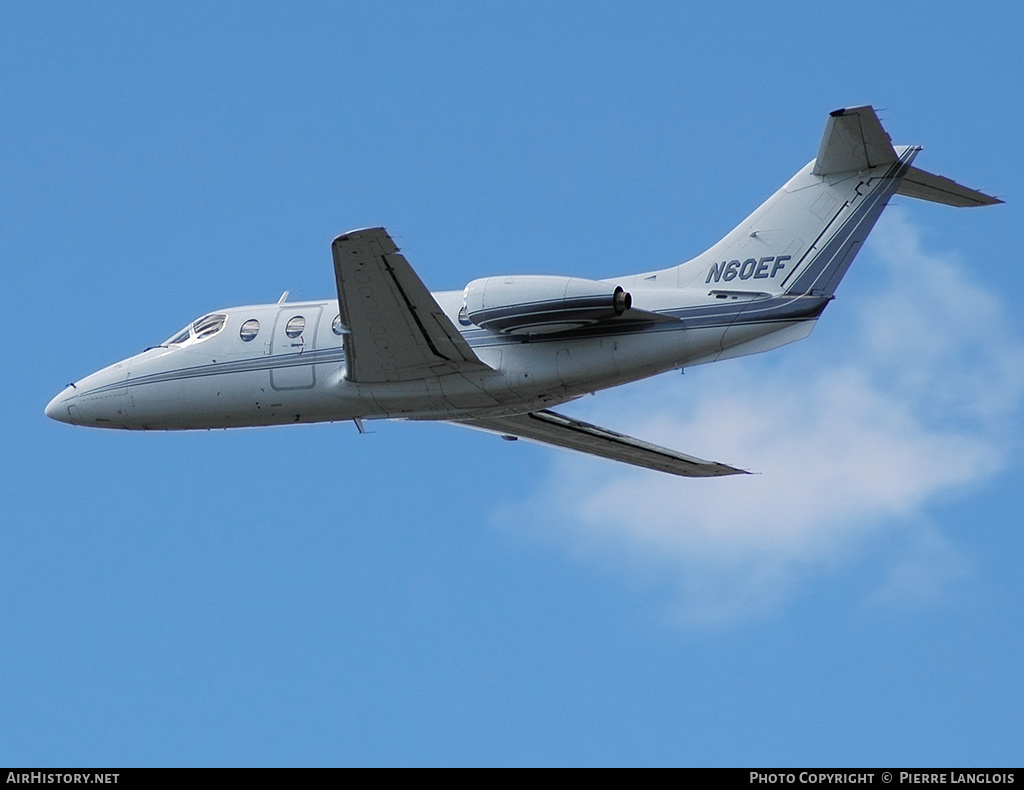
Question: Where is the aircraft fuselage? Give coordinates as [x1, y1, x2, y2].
[46, 106, 1000, 477]
[46, 288, 820, 430]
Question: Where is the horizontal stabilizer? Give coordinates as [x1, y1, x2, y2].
[813, 106, 898, 176]
[456, 409, 747, 477]
[896, 165, 1002, 207]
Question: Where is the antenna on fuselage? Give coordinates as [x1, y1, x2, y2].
[278, 291, 290, 304]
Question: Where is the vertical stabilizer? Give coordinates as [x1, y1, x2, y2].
[663, 149, 917, 297]
[616, 106, 999, 300]
[618, 107, 916, 298]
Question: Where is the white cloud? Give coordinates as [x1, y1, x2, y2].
[512, 211, 1023, 624]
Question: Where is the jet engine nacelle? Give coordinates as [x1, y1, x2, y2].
[462, 275, 631, 335]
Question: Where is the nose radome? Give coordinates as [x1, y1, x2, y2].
[45, 388, 75, 424]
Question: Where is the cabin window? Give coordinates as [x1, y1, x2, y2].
[332, 314, 345, 335]
[239, 318, 260, 342]
[285, 316, 305, 338]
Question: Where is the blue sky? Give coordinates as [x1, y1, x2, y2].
[3, 2, 1022, 766]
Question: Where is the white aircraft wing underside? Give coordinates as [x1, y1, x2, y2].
[455, 409, 748, 478]
[332, 227, 491, 383]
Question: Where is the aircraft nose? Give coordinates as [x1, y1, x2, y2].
[45, 387, 77, 424]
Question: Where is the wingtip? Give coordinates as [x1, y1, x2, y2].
[332, 226, 388, 245]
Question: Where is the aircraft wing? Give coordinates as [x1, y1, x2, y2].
[332, 228, 491, 383]
[456, 409, 748, 477]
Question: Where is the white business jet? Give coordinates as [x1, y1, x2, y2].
[45, 106, 1000, 477]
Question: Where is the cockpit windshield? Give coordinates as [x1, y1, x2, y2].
[165, 326, 192, 345]
[163, 313, 227, 347]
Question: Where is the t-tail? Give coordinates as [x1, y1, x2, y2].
[625, 106, 1001, 297]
